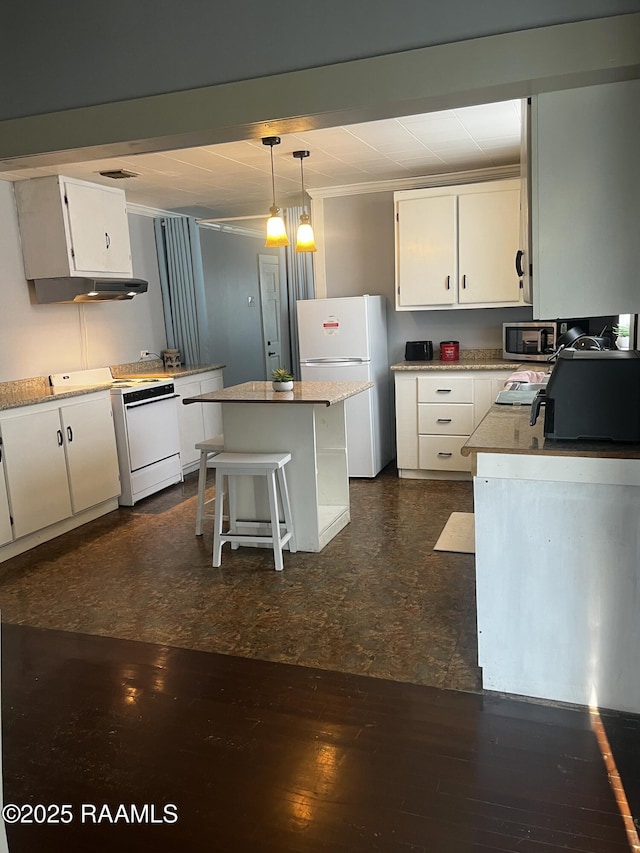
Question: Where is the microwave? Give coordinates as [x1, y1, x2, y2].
[502, 320, 583, 362]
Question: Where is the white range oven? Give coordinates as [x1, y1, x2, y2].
[49, 368, 182, 505]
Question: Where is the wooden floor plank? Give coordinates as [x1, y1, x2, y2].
[2, 623, 638, 853]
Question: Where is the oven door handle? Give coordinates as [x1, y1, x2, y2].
[124, 394, 180, 409]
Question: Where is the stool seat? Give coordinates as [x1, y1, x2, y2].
[194, 434, 225, 536]
[206, 451, 296, 572]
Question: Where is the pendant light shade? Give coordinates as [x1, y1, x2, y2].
[293, 150, 317, 253]
[262, 137, 289, 248]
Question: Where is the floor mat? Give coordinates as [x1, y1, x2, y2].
[433, 512, 475, 554]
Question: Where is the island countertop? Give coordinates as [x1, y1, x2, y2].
[462, 404, 640, 460]
[183, 380, 373, 407]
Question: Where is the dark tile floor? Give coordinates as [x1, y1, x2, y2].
[0, 464, 481, 692]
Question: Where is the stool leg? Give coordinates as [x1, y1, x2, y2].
[212, 468, 225, 567]
[266, 469, 284, 571]
[277, 465, 296, 553]
[228, 475, 240, 550]
[195, 451, 209, 536]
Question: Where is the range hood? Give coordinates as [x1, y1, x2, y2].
[32, 277, 148, 303]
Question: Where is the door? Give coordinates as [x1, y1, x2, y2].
[458, 188, 520, 304]
[1, 409, 72, 539]
[258, 254, 282, 377]
[124, 396, 181, 471]
[64, 180, 132, 276]
[60, 397, 121, 513]
[175, 379, 204, 468]
[297, 296, 371, 361]
[396, 194, 456, 307]
[0, 456, 12, 546]
[200, 374, 224, 440]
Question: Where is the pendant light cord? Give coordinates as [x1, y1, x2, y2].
[270, 145, 277, 208]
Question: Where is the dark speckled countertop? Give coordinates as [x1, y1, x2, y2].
[0, 363, 225, 412]
[462, 404, 640, 460]
[390, 348, 536, 372]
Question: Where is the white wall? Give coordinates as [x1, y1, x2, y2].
[321, 192, 532, 364]
[0, 180, 167, 382]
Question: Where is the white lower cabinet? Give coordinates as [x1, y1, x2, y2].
[60, 397, 121, 513]
[0, 451, 14, 546]
[395, 370, 513, 479]
[174, 370, 224, 473]
[0, 392, 120, 544]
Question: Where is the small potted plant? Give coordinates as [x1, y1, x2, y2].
[271, 367, 294, 391]
[613, 323, 630, 350]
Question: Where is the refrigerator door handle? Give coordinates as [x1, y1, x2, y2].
[300, 357, 368, 365]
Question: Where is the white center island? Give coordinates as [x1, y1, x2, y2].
[183, 380, 372, 552]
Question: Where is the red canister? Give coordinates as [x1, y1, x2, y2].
[439, 340, 460, 361]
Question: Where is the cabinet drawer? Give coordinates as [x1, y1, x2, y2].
[418, 376, 473, 404]
[418, 403, 474, 435]
[418, 435, 472, 472]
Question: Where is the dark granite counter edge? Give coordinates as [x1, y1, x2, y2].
[0, 364, 226, 412]
[462, 404, 640, 460]
[0, 384, 114, 412]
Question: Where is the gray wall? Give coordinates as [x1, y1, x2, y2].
[2, 1, 639, 120]
[322, 193, 532, 364]
[0, 180, 167, 382]
[199, 228, 287, 387]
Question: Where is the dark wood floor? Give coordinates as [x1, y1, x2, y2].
[2, 623, 638, 852]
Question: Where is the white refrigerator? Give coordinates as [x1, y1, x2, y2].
[297, 295, 392, 477]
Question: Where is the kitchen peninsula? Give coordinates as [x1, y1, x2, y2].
[463, 405, 640, 714]
[183, 380, 372, 552]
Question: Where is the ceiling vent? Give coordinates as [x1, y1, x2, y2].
[98, 169, 139, 180]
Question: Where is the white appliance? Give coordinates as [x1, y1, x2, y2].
[297, 295, 392, 477]
[49, 368, 182, 505]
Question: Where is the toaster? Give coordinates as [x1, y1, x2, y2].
[405, 340, 433, 361]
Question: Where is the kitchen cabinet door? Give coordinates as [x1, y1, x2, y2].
[60, 397, 121, 513]
[65, 180, 132, 276]
[0, 456, 12, 546]
[1, 409, 72, 539]
[175, 371, 225, 472]
[201, 374, 223, 440]
[531, 80, 640, 318]
[458, 188, 520, 304]
[394, 179, 523, 310]
[14, 174, 133, 280]
[175, 379, 205, 469]
[396, 195, 456, 308]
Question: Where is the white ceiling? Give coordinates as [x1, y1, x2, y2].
[1, 99, 522, 221]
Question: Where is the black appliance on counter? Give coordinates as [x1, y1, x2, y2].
[530, 350, 640, 441]
[405, 340, 433, 361]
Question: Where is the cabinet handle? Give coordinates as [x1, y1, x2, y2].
[57, 429, 64, 447]
[67, 426, 74, 442]
[436, 418, 452, 423]
[437, 451, 453, 457]
[461, 274, 467, 289]
[445, 275, 450, 290]
[105, 232, 111, 249]
[436, 389, 452, 393]
[515, 249, 525, 277]
[268, 351, 276, 357]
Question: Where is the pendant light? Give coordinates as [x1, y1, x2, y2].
[262, 137, 289, 247]
[292, 150, 317, 252]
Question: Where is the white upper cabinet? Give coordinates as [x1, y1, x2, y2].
[394, 179, 525, 311]
[14, 175, 133, 279]
[531, 79, 640, 319]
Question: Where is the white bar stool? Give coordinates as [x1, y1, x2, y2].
[194, 435, 225, 536]
[208, 452, 296, 572]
